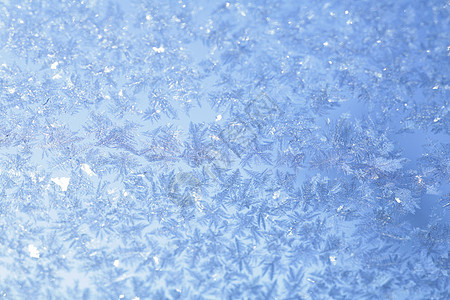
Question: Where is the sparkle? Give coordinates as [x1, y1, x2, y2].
[329, 256, 337, 265]
[81, 164, 96, 176]
[51, 177, 70, 191]
[28, 244, 40, 259]
[152, 46, 165, 53]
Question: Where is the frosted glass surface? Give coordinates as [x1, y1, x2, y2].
[0, 0, 448, 299]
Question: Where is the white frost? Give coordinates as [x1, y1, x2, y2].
[104, 66, 115, 73]
[51, 177, 70, 191]
[28, 244, 40, 258]
[329, 256, 337, 265]
[272, 191, 280, 199]
[52, 72, 62, 80]
[152, 46, 165, 53]
[81, 164, 96, 176]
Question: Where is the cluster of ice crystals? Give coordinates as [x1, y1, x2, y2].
[0, 0, 448, 299]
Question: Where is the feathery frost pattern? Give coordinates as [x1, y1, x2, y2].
[0, 0, 448, 299]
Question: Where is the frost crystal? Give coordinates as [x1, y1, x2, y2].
[51, 177, 70, 191]
[0, 0, 448, 299]
[27, 244, 40, 259]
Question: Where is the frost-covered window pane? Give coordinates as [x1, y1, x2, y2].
[0, 0, 448, 299]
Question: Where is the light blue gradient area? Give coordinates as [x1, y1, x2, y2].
[0, 0, 448, 299]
